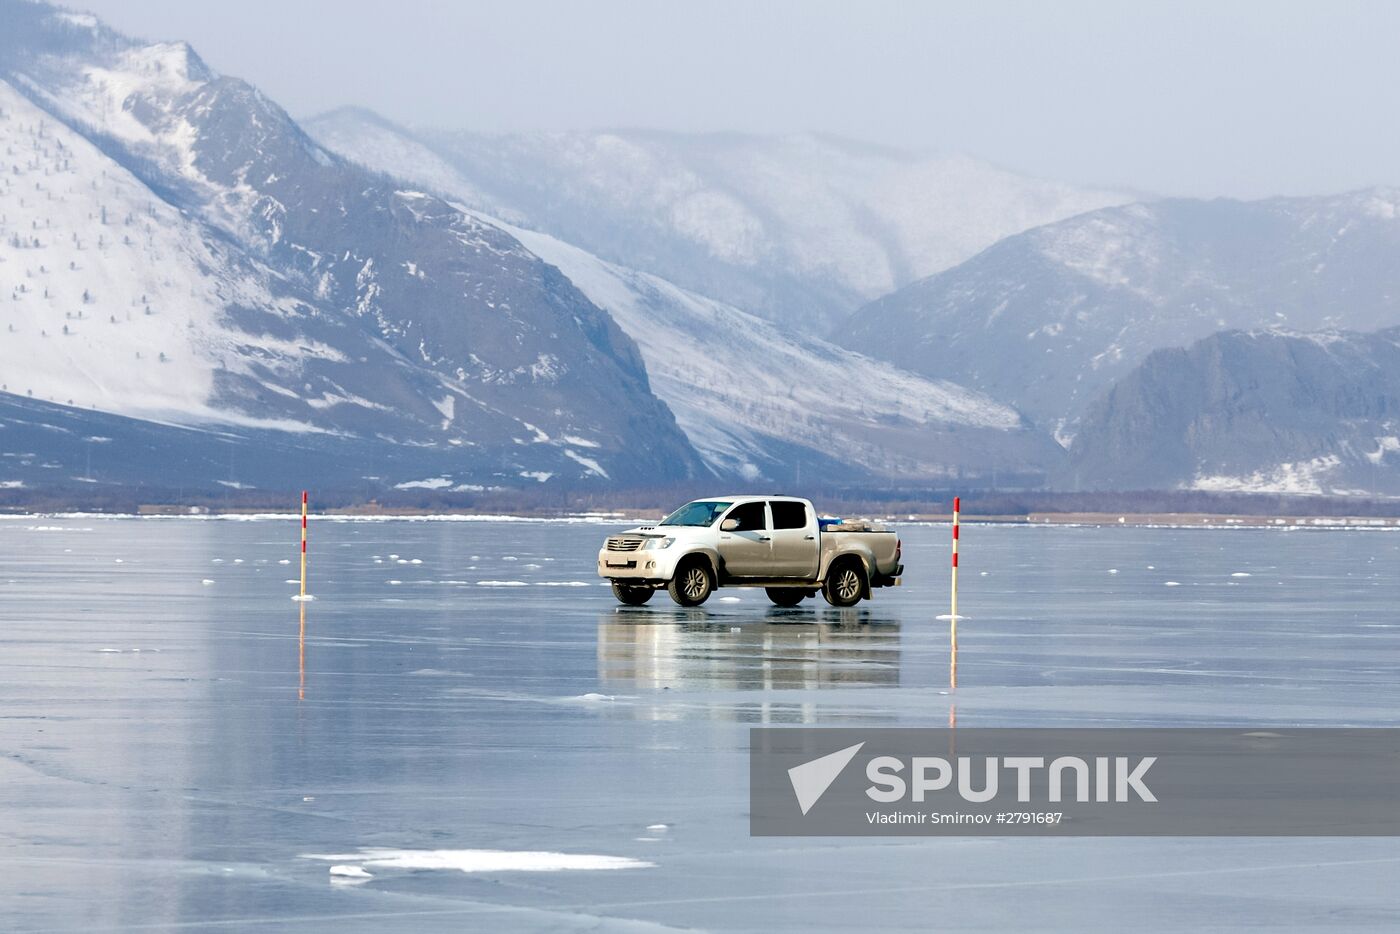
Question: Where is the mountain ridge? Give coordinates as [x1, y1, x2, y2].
[844, 191, 1400, 436]
[1067, 327, 1400, 495]
[306, 108, 1131, 330]
[304, 105, 1068, 486]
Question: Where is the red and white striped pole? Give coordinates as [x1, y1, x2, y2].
[299, 490, 308, 600]
[950, 496, 959, 691]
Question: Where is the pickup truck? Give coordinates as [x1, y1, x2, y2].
[597, 495, 903, 607]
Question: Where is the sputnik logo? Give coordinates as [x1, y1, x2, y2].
[788, 742, 865, 815]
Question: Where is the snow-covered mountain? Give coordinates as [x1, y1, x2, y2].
[305, 109, 1066, 485]
[1068, 328, 1400, 495]
[0, 78, 309, 427]
[0, 0, 703, 491]
[494, 223, 1066, 485]
[305, 108, 1130, 330]
[845, 193, 1400, 437]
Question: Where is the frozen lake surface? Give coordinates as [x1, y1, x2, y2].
[2, 516, 1399, 931]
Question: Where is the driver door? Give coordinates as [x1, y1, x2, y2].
[717, 501, 771, 578]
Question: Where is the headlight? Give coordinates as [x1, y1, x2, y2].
[642, 537, 675, 550]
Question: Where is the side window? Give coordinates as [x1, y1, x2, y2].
[770, 501, 808, 530]
[726, 501, 768, 532]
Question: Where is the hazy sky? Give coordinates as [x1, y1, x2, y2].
[67, 0, 1400, 199]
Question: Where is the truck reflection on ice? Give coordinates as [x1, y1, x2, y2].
[596, 612, 901, 693]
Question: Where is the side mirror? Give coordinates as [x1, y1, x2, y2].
[720, 518, 739, 531]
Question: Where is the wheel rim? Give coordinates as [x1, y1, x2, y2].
[683, 568, 708, 600]
[836, 568, 860, 601]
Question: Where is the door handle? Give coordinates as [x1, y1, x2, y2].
[803, 535, 815, 540]
[759, 536, 771, 541]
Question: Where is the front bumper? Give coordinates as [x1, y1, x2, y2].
[597, 547, 680, 582]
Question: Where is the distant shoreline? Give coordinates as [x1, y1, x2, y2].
[6, 483, 1400, 524]
[2, 508, 1398, 530]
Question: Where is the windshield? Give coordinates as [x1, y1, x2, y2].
[660, 500, 733, 527]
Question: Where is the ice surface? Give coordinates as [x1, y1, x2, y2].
[2, 518, 1400, 931]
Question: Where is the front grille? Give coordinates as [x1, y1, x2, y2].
[607, 537, 643, 552]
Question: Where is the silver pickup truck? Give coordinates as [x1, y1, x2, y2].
[597, 495, 903, 607]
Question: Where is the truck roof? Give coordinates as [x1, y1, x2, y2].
[693, 494, 807, 503]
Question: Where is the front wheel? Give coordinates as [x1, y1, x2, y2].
[823, 560, 865, 607]
[765, 587, 807, 607]
[611, 582, 654, 606]
[667, 559, 713, 606]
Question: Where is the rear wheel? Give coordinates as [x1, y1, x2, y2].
[765, 587, 807, 607]
[611, 582, 654, 606]
[667, 559, 713, 606]
[823, 560, 865, 607]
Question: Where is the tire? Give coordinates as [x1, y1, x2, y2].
[765, 587, 807, 607]
[667, 559, 713, 606]
[823, 559, 865, 607]
[611, 582, 654, 606]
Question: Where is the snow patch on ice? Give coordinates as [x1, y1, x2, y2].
[301, 847, 651, 874]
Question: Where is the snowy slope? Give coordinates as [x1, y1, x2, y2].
[307, 110, 1131, 330]
[0, 1, 705, 490]
[306, 110, 1064, 484]
[0, 79, 320, 427]
[492, 221, 1063, 483]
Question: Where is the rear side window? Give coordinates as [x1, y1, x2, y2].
[770, 501, 809, 530]
[726, 501, 768, 531]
